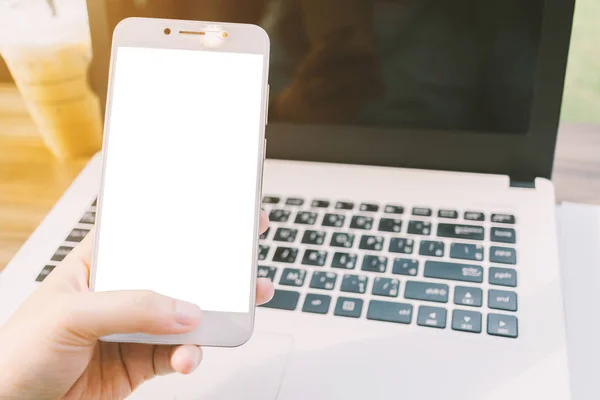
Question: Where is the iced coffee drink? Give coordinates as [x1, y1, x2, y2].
[0, 1, 102, 160]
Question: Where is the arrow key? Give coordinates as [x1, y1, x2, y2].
[487, 314, 518, 338]
[417, 306, 447, 329]
[454, 286, 483, 307]
[451, 310, 482, 333]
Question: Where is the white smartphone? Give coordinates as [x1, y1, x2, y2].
[90, 17, 270, 347]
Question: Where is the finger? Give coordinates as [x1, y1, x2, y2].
[65, 290, 202, 340]
[169, 345, 203, 375]
[255, 278, 275, 305]
[259, 210, 269, 234]
[66, 226, 96, 265]
[151, 345, 179, 376]
[44, 227, 96, 290]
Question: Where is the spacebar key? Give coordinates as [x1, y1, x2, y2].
[261, 289, 300, 310]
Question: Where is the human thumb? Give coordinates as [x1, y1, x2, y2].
[62, 290, 202, 340]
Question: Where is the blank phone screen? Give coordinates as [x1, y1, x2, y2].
[93, 46, 265, 313]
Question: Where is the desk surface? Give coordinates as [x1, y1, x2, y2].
[1, 83, 600, 269]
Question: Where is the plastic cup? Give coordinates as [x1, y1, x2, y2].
[0, 0, 102, 160]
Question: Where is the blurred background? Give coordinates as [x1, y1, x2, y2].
[560, 0, 600, 124]
[0, 0, 596, 124]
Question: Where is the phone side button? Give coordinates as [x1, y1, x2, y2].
[261, 289, 300, 311]
[265, 84, 270, 125]
[264, 138, 267, 160]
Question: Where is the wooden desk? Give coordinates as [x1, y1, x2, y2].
[0, 85, 89, 268]
[1, 83, 599, 269]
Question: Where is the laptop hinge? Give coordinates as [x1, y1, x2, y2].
[510, 179, 536, 189]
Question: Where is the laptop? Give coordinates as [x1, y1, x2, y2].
[0, 0, 576, 399]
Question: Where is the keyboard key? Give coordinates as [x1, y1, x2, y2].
[464, 211, 485, 221]
[359, 235, 384, 251]
[389, 237, 415, 254]
[452, 310, 482, 333]
[491, 214, 516, 225]
[372, 277, 399, 297]
[311, 199, 330, 208]
[36, 265, 56, 282]
[407, 220, 431, 235]
[341, 274, 368, 294]
[419, 240, 444, 257]
[269, 209, 290, 222]
[309, 271, 337, 290]
[301, 230, 326, 245]
[361, 255, 387, 273]
[335, 201, 354, 210]
[66, 228, 90, 243]
[417, 306, 447, 329]
[262, 289, 299, 310]
[488, 290, 518, 311]
[323, 213, 345, 227]
[491, 227, 517, 244]
[286, 197, 304, 206]
[260, 228, 270, 240]
[424, 260, 483, 283]
[51, 246, 73, 262]
[378, 218, 402, 233]
[490, 246, 517, 265]
[350, 216, 373, 230]
[438, 209, 458, 219]
[79, 212, 95, 224]
[302, 293, 331, 314]
[367, 300, 413, 324]
[330, 232, 355, 248]
[258, 245, 270, 260]
[450, 243, 484, 261]
[384, 205, 404, 215]
[331, 252, 357, 269]
[257, 266, 277, 281]
[437, 223, 484, 241]
[412, 207, 432, 217]
[404, 281, 449, 303]
[454, 286, 483, 307]
[489, 267, 517, 287]
[273, 228, 298, 242]
[302, 250, 328, 267]
[273, 247, 298, 263]
[360, 203, 379, 212]
[279, 268, 306, 287]
[392, 258, 419, 276]
[295, 211, 318, 225]
[263, 196, 280, 204]
[487, 314, 518, 338]
[334, 297, 363, 318]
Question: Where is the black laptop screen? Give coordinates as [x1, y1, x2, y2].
[100, 0, 544, 136]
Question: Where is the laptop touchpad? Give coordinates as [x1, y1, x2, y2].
[129, 332, 294, 400]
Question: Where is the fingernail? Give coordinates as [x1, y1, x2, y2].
[175, 300, 202, 326]
[191, 348, 203, 371]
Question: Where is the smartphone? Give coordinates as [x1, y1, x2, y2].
[90, 18, 270, 347]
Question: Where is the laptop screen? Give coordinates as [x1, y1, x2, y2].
[97, 0, 544, 136]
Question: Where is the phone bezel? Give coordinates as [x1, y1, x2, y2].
[89, 17, 270, 347]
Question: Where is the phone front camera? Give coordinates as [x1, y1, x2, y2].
[164, 28, 171, 35]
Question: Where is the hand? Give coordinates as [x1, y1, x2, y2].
[0, 212, 273, 400]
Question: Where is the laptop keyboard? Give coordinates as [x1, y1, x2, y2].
[36, 196, 519, 339]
